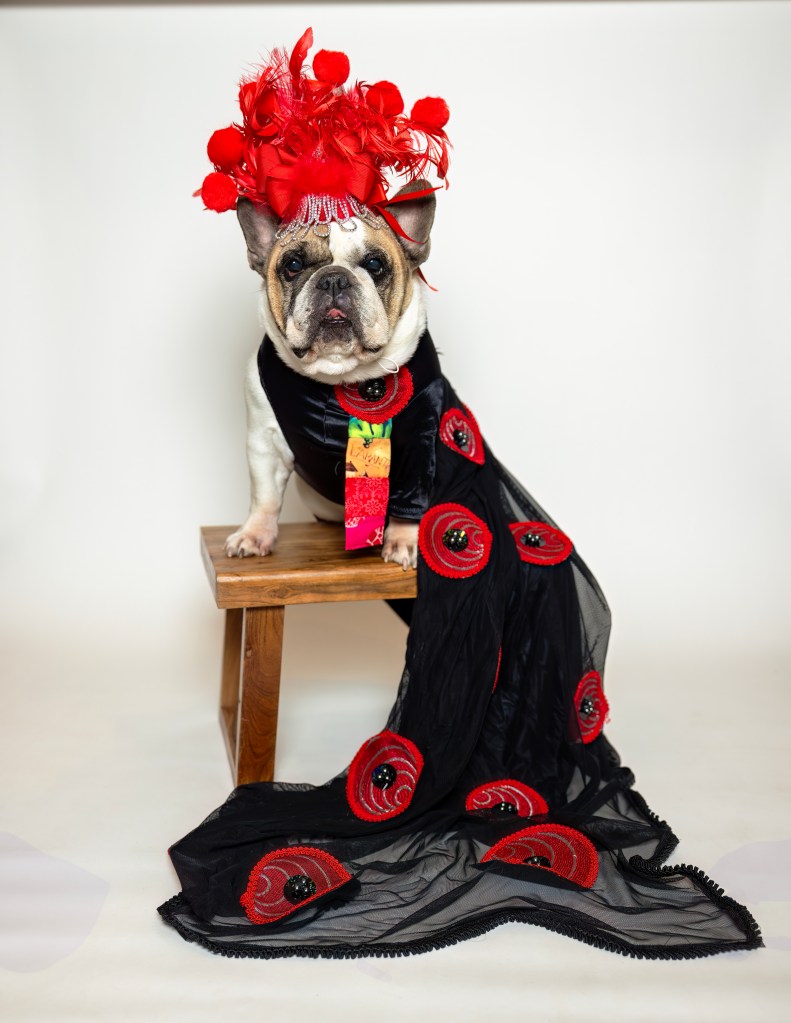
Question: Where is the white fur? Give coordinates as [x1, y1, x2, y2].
[224, 353, 294, 557]
[225, 218, 423, 566]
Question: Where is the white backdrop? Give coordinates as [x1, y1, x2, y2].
[1, 3, 790, 1021]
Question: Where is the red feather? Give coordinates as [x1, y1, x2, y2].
[289, 27, 313, 80]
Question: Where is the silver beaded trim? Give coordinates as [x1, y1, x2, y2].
[276, 193, 383, 243]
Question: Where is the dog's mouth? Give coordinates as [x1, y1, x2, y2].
[322, 307, 348, 325]
[285, 283, 388, 370]
[289, 301, 369, 362]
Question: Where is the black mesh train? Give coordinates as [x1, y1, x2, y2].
[158, 331, 761, 960]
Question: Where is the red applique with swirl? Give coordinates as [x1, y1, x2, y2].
[509, 521, 573, 566]
[419, 503, 493, 579]
[439, 406, 484, 465]
[573, 671, 609, 744]
[346, 730, 424, 822]
[465, 779, 548, 818]
[334, 367, 413, 423]
[481, 824, 599, 888]
[240, 846, 352, 924]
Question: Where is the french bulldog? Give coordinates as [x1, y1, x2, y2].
[224, 181, 437, 570]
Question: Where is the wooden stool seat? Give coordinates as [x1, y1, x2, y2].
[201, 524, 417, 785]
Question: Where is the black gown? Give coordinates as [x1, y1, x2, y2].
[158, 331, 761, 959]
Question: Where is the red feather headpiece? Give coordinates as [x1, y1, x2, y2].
[198, 27, 450, 238]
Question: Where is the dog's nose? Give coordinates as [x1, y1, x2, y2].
[315, 270, 350, 300]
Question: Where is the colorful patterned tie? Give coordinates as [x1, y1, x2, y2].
[343, 418, 392, 550]
[333, 367, 414, 551]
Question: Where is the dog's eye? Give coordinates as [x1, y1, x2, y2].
[362, 256, 385, 277]
[282, 256, 304, 279]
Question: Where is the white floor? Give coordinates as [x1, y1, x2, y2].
[2, 598, 789, 1023]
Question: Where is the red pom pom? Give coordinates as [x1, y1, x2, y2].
[312, 49, 350, 85]
[410, 97, 450, 129]
[207, 126, 245, 171]
[200, 172, 238, 212]
[366, 81, 404, 117]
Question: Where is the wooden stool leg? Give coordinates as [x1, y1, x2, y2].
[219, 608, 243, 771]
[236, 605, 285, 785]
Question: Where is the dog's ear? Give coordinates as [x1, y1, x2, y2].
[385, 179, 436, 267]
[237, 198, 279, 275]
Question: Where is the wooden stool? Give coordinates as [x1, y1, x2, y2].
[201, 523, 417, 785]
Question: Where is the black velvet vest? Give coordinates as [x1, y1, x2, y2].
[257, 330, 445, 521]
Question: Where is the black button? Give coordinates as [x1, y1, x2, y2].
[358, 378, 386, 402]
[579, 696, 596, 717]
[524, 855, 550, 867]
[521, 532, 542, 547]
[452, 429, 469, 448]
[371, 763, 397, 789]
[283, 874, 317, 904]
[442, 527, 469, 552]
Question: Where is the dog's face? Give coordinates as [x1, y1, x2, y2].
[267, 224, 412, 363]
[238, 183, 435, 383]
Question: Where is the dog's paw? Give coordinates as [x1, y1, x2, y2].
[382, 519, 419, 571]
[224, 515, 278, 558]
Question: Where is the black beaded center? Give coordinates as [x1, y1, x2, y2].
[524, 855, 551, 867]
[452, 428, 469, 448]
[371, 763, 397, 790]
[283, 874, 317, 904]
[579, 696, 596, 717]
[442, 528, 469, 552]
[492, 801, 517, 815]
[521, 532, 543, 548]
[358, 378, 387, 402]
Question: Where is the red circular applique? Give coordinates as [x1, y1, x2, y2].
[334, 366, 414, 423]
[481, 824, 599, 888]
[439, 406, 485, 465]
[573, 671, 609, 744]
[419, 503, 493, 579]
[509, 521, 573, 566]
[240, 846, 352, 925]
[465, 779, 548, 818]
[346, 730, 424, 822]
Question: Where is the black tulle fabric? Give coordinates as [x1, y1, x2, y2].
[159, 332, 761, 960]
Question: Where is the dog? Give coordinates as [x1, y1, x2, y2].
[224, 181, 437, 570]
